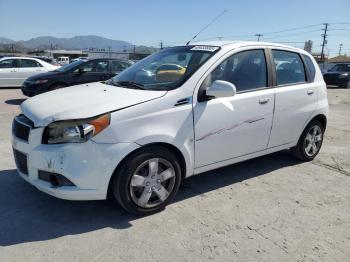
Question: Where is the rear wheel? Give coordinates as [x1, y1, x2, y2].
[347, 80, 350, 89]
[291, 120, 324, 161]
[112, 146, 182, 215]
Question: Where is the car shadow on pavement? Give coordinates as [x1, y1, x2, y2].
[0, 150, 300, 246]
[5, 98, 26, 105]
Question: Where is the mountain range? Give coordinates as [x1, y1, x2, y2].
[0, 35, 158, 53]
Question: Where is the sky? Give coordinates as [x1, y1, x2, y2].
[0, 0, 350, 56]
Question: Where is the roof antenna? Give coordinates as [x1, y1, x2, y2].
[186, 10, 227, 45]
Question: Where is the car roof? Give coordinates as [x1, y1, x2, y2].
[0, 56, 41, 60]
[190, 40, 305, 53]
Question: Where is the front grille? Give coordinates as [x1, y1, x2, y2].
[13, 149, 28, 175]
[12, 115, 33, 142]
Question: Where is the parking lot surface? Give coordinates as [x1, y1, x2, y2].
[0, 88, 349, 262]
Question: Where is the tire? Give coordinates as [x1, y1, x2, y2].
[111, 146, 182, 215]
[291, 120, 325, 161]
[347, 81, 350, 89]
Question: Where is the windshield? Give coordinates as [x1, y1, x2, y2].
[105, 46, 219, 90]
[330, 64, 350, 72]
[55, 60, 85, 72]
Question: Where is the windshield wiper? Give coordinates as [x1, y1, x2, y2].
[113, 81, 145, 90]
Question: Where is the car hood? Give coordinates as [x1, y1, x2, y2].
[21, 82, 167, 127]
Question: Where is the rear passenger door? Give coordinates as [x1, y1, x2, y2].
[268, 50, 318, 148]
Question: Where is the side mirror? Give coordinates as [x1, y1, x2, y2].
[206, 80, 236, 99]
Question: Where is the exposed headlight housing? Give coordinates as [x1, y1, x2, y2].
[34, 79, 49, 84]
[338, 73, 349, 78]
[42, 113, 110, 144]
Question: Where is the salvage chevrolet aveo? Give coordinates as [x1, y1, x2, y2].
[12, 41, 328, 215]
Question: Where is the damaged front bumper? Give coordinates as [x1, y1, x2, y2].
[12, 119, 140, 200]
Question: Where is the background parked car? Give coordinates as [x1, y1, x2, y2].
[21, 58, 133, 96]
[70, 57, 88, 63]
[323, 63, 350, 88]
[32, 56, 60, 66]
[0, 57, 60, 87]
[57, 56, 70, 65]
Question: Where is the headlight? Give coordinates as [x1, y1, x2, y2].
[339, 73, 349, 78]
[42, 113, 110, 144]
[34, 79, 49, 84]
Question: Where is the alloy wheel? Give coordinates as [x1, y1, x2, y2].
[304, 125, 322, 157]
[129, 158, 176, 208]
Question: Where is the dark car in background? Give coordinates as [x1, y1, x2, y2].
[323, 63, 350, 89]
[22, 58, 133, 96]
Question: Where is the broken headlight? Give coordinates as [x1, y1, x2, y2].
[42, 113, 110, 144]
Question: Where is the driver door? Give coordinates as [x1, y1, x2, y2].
[194, 49, 275, 168]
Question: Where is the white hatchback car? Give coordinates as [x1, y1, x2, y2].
[0, 57, 59, 87]
[12, 41, 328, 215]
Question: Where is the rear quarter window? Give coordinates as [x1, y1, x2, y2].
[303, 55, 316, 82]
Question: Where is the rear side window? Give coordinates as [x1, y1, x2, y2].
[20, 59, 42, 68]
[111, 60, 130, 72]
[205, 49, 267, 93]
[75, 60, 109, 73]
[272, 50, 306, 86]
[303, 55, 316, 81]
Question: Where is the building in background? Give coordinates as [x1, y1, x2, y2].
[27, 49, 150, 61]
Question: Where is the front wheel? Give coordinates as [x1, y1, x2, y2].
[111, 146, 182, 215]
[291, 120, 324, 161]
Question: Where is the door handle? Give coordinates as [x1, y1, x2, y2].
[307, 90, 314, 95]
[259, 98, 270, 104]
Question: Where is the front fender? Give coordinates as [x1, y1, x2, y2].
[135, 135, 194, 178]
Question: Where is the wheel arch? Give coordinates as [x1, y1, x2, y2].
[310, 114, 327, 131]
[107, 142, 187, 198]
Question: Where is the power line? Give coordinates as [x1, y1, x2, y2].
[263, 29, 322, 40]
[260, 23, 323, 35]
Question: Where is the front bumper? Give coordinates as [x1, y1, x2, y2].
[21, 81, 51, 97]
[12, 120, 140, 200]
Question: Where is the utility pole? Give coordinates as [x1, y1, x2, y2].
[320, 23, 329, 63]
[108, 46, 111, 58]
[338, 43, 343, 56]
[133, 45, 136, 54]
[255, 34, 263, 42]
[160, 40, 163, 49]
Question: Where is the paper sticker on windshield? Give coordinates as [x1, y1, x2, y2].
[191, 46, 219, 52]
